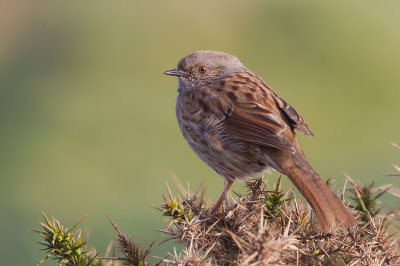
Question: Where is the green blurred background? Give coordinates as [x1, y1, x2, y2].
[1, 0, 399, 264]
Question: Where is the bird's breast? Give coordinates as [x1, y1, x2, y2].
[176, 93, 225, 152]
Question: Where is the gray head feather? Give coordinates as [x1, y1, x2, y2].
[172, 50, 244, 93]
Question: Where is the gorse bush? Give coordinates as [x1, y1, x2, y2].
[33, 178, 400, 265]
[34, 145, 400, 265]
[155, 177, 399, 265]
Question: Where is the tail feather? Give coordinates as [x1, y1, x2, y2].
[282, 154, 356, 232]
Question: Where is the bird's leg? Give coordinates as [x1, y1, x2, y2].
[210, 180, 233, 214]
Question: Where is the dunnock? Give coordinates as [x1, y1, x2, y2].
[164, 50, 356, 232]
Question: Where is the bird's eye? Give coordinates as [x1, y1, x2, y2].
[198, 66, 206, 73]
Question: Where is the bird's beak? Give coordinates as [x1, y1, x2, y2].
[163, 68, 186, 77]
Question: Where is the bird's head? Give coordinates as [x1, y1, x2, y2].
[164, 50, 244, 93]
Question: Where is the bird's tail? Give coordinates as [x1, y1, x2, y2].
[281, 153, 356, 232]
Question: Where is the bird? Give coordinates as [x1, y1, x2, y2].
[164, 50, 356, 232]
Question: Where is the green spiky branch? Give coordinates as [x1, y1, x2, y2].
[32, 213, 100, 265]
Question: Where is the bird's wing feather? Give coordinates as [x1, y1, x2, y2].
[270, 92, 314, 137]
[223, 103, 296, 153]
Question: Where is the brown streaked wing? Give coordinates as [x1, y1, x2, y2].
[270, 92, 314, 137]
[223, 103, 296, 153]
